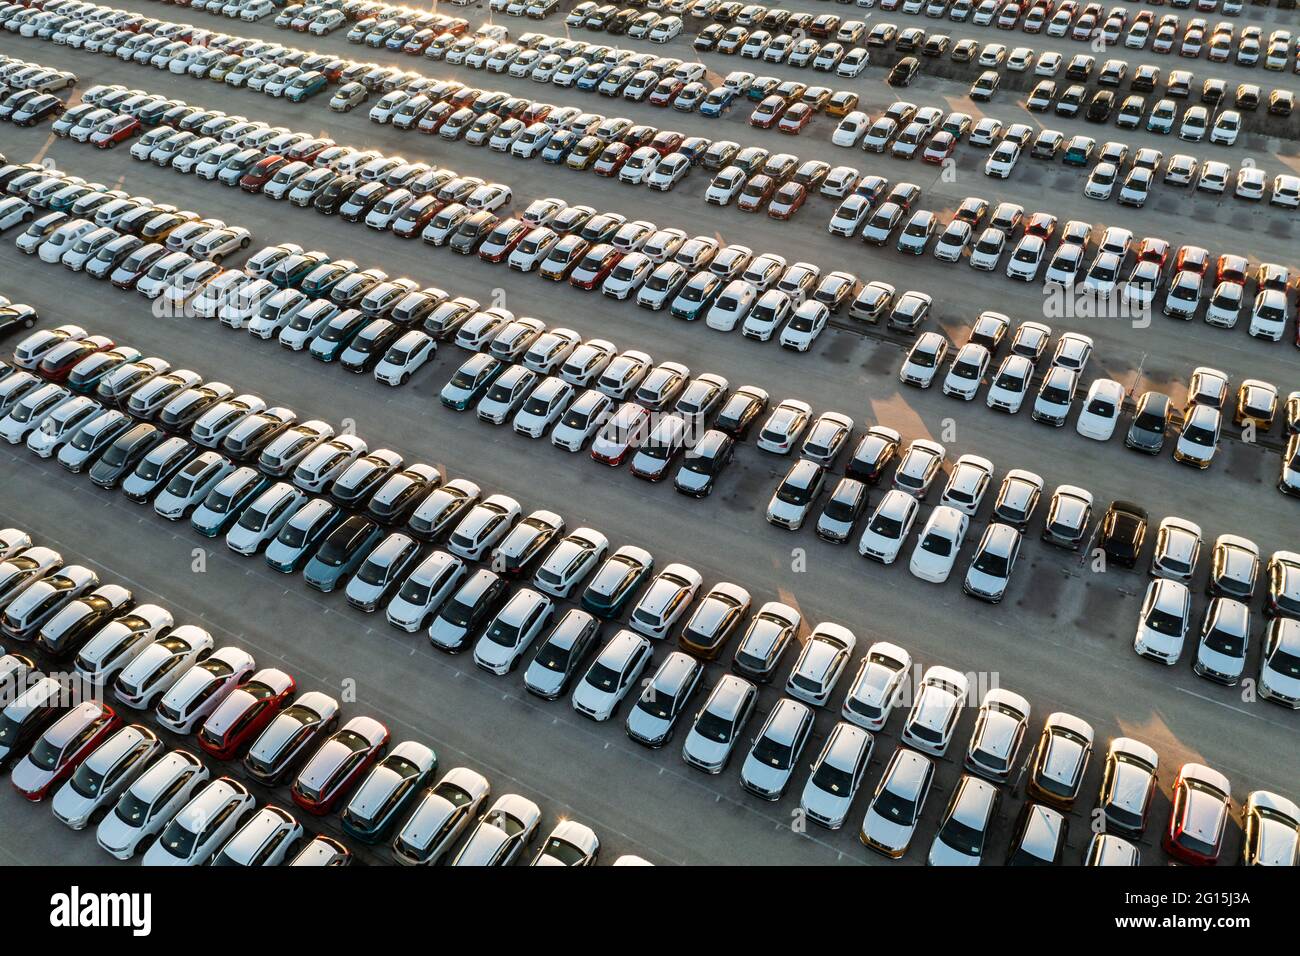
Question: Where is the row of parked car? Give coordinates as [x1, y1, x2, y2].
[825, 180, 1299, 344]
[0, 524, 632, 866]
[869, 0, 1296, 74]
[5, 496, 1295, 865]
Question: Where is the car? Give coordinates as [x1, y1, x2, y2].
[681, 674, 757, 773]
[856, 490, 919, 565]
[51, 723, 162, 830]
[624, 651, 703, 749]
[928, 774, 1001, 867]
[95, 749, 210, 860]
[448, 793, 541, 866]
[571, 629, 653, 721]
[755, 399, 812, 455]
[1241, 790, 1300, 867]
[10, 700, 119, 802]
[142, 776, 256, 866]
[1163, 763, 1232, 865]
[860, 747, 934, 858]
[1006, 802, 1068, 865]
[1151, 517, 1204, 583]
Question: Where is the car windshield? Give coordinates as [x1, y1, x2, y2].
[693, 711, 735, 744]
[873, 789, 917, 825]
[1146, 607, 1184, 637]
[751, 734, 793, 770]
[157, 818, 199, 858]
[1268, 647, 1300, 679]
[811, 760, 853, 795]
[938, 817, 985, 856]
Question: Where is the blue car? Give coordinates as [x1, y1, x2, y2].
[303, 515, 385, 593]
[698, 86, 735, 117]
[440, 353, 504, 411]
[541, 129, 580, 164]
[190, 467, 271, 538]
[264, 498, 344, 573]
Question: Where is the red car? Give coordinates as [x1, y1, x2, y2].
[647, 78, 684, 107]
[922, 131, 956, 163]
[90, 114, 140, 149]
[197, 668, 296, 761]
[520, 102, 551, 126]
[289, 715, 389, 815]
[1163, 763, 1232, 865]
[1174, 244, 1211, 276]
[109, 243, 168, 290]
[417, 102, 455, 134]
[593, 143, 632, 177]
[650, 130, 684, 156]
[478, 217, 531, 263]
[391, 195, 442, 239]
[286, 137, 333, 163]
[1024, 211, 1058, 241]
[447, 87, 480, 110]
[749, 95, 787, 129]
[590, 404, 650, 466]
[777, 102, 813, 134]
[240, 155, 288, 192]
[569, 244, 623, 291]
[736, 174, 777, 212]
[767, 182, 807, 220]
[1137, 236, 1169, 267]
[38, 335, 116, 382]
[1215, 253, 1249, 285]
[622, 124, 657, 150]
[10, 701, 119, 801]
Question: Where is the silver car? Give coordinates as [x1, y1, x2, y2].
[51, 724, 162, 830]
[739, 697, 813, 800]
[681, 674, 757, 774]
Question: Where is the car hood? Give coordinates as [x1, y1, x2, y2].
[625, 706, 671, 743]
[10, 759, 55, 794]
[927, 836, 980, 866]
[862, 810, 912, 852]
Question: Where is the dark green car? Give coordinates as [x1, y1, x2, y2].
[303, 515, 384, 593]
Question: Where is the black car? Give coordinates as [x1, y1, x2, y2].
[13, 93, 64, 128]
[0, 303, 37, 338]
[366, 466, 441, 526]
[887, 57, 919, 87]
[0, 683, 69, 770]
[844, 428, 900, 484]
[1086, 90, 1115, 123]
[428, 569, 507, 653]
[338, 182, 389, 223]
[313, 176, 364, 215]
[448, 211, 498, 255]
[339, 319, 403, 374]
[713, 387, 768, 439]
[88, 423, 164, 489]
[35, 586, 134, 658]
[1100, 500, 1148, 568]
[673, 429, 734, 497]
[1125, 391, 1171, 454]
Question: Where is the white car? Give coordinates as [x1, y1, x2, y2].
[449, 793, 541, 866]
[627, 563, 702, 638]
[899, 333, 948, 388]
[155, 646, 257, 734]
[857, 490, 919, 564]
[785, 623, 856, 707]
[570, 629, 653, 721]
[901, 666, 969, 755]
[96, 750, 210, 859]
[800, 721, 873, 829]
[909, 506, 970, 583]
[52, 724, 162, 830]
[1134, 578, 1191, 664]
[141, 777, 255, 866]
[473, 588, 554, 676]
[940, 455, 994, 516]
[984, 141, 1020, 178]
[1075, 378, 1124, 441]
[1084, 162, 1118, 200]
[373, 330, 435, 386]
[840, 642, 912, 731]
[941, 343, 990, 400]
[1032, 367, 1078, 426]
